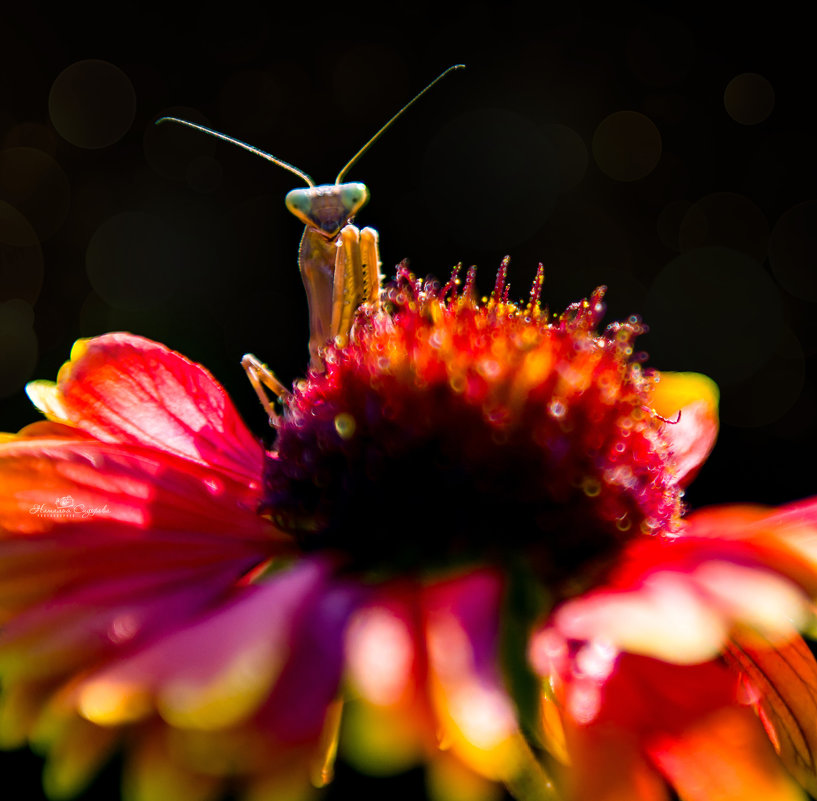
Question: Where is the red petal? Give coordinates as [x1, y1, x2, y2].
[0, 435, 272, 536]
[589, 655, 740, 735]
[683, 503, 817, 595]
[40, 334, 264, 483]
[0, 434, 282, 687]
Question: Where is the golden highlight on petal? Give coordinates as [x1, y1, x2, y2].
[25, 379, 71, 423]
[78, 680, 153, 726]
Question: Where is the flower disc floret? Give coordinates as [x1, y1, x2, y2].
[264, 269, 683, 583]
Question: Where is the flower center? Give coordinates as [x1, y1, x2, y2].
[263, 268, 683, 588]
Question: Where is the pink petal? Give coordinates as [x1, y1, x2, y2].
[345, 592, 420, 707]
[423, 570, 520, 775]
[424, 570, 505, 687]
[0, 557, 258, 683]
[73, 560, 330, 731]
[554, 571, 728, 664]
[555, 560, 808, 666]
[257, 576, 364, 744]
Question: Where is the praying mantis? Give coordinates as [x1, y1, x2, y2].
[157, 65, 464, 424]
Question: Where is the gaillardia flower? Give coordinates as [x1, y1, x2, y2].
[2, 262, 817, 801]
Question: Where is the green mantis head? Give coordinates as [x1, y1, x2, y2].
[285, 183, 370, 238]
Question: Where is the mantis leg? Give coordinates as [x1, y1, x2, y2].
[330, 224, 383, 346]
[359, 226, 381, 307]
[241, 353, 288, 425]
[331, 225, 364, 344]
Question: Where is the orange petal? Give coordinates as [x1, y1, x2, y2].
[725, 634, 817, 797]
[561, 727, 669, 801]
[647, 706, 803, 801]
[650, 371, 719, 484]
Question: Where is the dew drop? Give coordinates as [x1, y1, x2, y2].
[616, 515, 632, 532]
[449, 374, 466, 393]
[204, 476, 224, 495]
[334, 412, 356, 440]
[582, 477, 601, 497]
[548, 399, 567, 419]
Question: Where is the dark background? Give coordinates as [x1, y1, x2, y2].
[1, 3, 815, 800]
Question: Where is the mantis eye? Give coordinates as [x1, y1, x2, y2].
[285, 184, 370, 237]
[284, 188, 313, 219]
[339, 183, 369, 212]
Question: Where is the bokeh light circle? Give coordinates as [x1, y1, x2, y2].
[49, 59, 137, 149]
[0, 147, 71, 240]
[86, 212, 186, 311]
[421, 109, 560, 249]
[724, 73, 775, 125]
[679, 192, 769, 263]
[769, 201, 817, 302]
[592, 111, 662, 182]
[0, 200, 43, 304]
[646, 246, 783, 385]
[0, 299, 37, 398]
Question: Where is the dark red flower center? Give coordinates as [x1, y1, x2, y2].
[262, 268, 682, 588]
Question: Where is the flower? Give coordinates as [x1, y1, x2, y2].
[2, 262, 817, 801]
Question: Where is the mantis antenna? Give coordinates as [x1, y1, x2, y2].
[155, 64, 464, 186]
[154, 116, 316, 188]
[335, 64, 465, 184]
